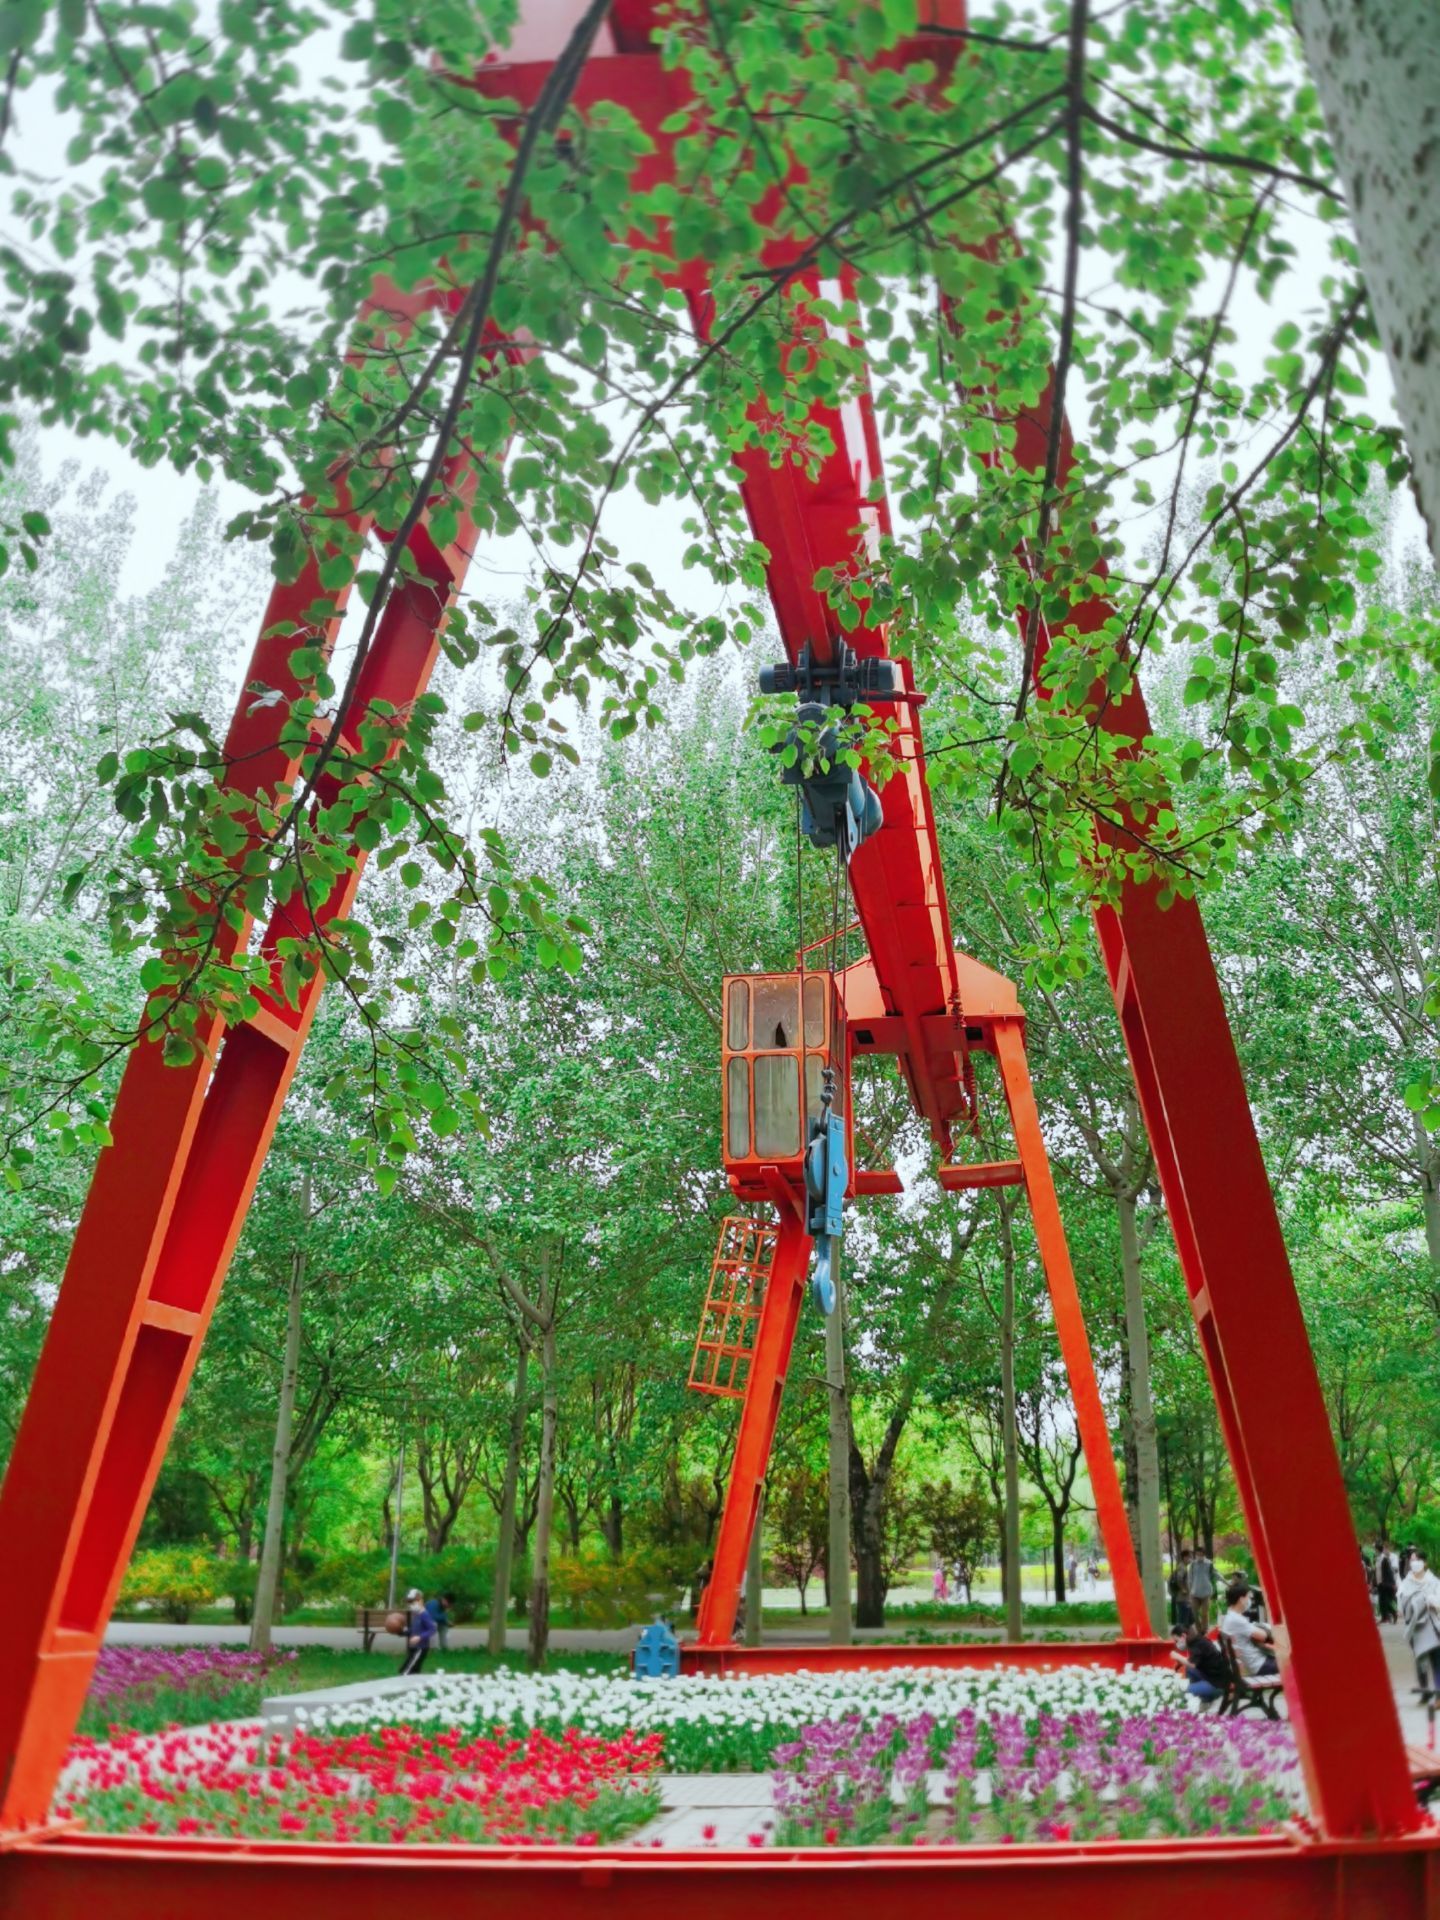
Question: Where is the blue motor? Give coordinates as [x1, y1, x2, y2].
[632, 1619, 680, 1679]
[778, 706, 883, 862]
[760, 642, 893, 864]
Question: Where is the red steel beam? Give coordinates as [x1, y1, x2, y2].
[694, 1199, 811, 1646]
[992, 373, 1422, 1838]
[5, 1828, 1440, 1920]
[0, 299, 514, 1830]
[681, 1637, 1173, 1675]
[992, 1017, 1150, 1641]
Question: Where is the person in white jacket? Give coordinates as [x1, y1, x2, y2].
[1397, 1552, 1440, 1693]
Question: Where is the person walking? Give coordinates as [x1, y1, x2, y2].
[431, 1590, 454, 1653]
[1188, 1547, 1214, 1633]
[1398, 1550, 1440, 1695]
[399, 1586, 437, 1676]
[1168, 1550, 1194, 1630]
[1065, 1548, 1078, 1596]
[1378, 1541, 1400, 1624]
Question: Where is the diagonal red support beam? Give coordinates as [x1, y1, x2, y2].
[996, 376, 1421, 1836]
[0, 300, 519, 1829]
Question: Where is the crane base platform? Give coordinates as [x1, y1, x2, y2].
[679, 1637, 1178, 1675]
[5, 1825, 1440, 1920]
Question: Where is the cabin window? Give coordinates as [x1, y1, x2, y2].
[753, 978, 800, 1051]
[753, 1054, 801, 1156]
[726, 979, 750, 1051]
[725, 1057, 750, 1158]
[803, 974, 827, 1048]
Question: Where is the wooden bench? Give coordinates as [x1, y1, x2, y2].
[1218, 1629, 1283, 1719]
[355, 1605, 401, 1652]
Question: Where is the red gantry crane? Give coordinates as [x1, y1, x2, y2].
[0, 3, 1435, 1915]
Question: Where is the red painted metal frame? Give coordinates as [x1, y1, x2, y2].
[997, 375, 1422, 1839]
[0, 287, 514, 1830]
[1, 0, 1435, 1906]
[682, 1638, 1174, 1676]
[5, 1828, 1440, 1920]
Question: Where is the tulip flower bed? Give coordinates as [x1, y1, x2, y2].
[293, 1662, 1198, 1774]
[59, 1721, 664, 1845]
[79, 1646, 298, 1735]
[58, 1665, 1303, 1848]
[772, 1706, 1299, 1846]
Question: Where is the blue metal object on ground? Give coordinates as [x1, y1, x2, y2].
[633, 1619, 680, 1678]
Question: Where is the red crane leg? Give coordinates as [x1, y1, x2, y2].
[0, 455, 485, 1831]
[695, 1206, 812, 1646]
[991, 1018, 1151, 1639]
[1089, 904, 1279, 1617]
[1084, 843, 1420, 1836]
[963, 342, 1421, 1833]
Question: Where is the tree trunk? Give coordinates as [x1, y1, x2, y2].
[854, 1509, 887, 1629]
[825, 1262, 852, 1645]
[385, 1446, 404, 1609]
[1160, 1429, 1177, 1562]
[235, 1474, 257, 1565]
[1117, 1187, 1166, 1634]
[743, 1482, 764, 1648]
[602, 1491, 623, 1559]
[250, 1172, 309, 1654]
[1052, 1508, 1067, 1603]
[999, 1200, 1024, 1640]
[1292, 1, 1440, 563]
[1415, 1134, 1440, 1285]
[488, 1340, 529, 1658]
[528, 1323, 558, 1670]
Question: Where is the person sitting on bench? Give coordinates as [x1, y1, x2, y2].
[1221, 1581, 1278, 1677]
[1178, 1620, 1229, 1703]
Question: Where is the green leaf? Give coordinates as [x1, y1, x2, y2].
[376, 95, 414, 144]
[142, 175, 186, 222]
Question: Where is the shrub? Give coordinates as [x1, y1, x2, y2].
[223, 1559, 257, 1624]
[551, 1547, 684, 1627]
[118, 1547, 221, 1624]
[419, 1545, 495, 1623]
[306, 1549, 394, 1608]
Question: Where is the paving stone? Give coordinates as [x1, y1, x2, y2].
[654, 1772, 773, 1807]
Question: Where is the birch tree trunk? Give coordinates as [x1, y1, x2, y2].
[488, 1338, 529, 1657]
[250, 1171, 310, 1654]
[527, 1321, 559, 1670]
[824, 1260, 852, 1645]
[1292, 0, 1440, 561]
[1117, 1187, 1166, 1634]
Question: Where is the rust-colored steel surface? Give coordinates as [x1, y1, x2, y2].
[1, 0, 1433, 1905]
